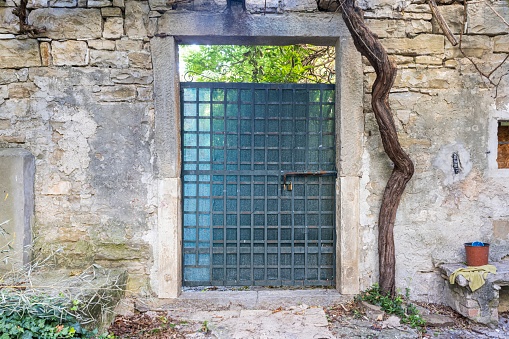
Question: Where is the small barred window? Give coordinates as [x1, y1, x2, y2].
[498, 121, 509, 169]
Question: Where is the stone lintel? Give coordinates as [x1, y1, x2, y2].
[157, 12, 349, 46]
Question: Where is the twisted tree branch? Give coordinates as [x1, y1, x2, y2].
[12, 0, 45, 36]
[318, 0, 414, 296]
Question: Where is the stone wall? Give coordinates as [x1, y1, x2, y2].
[1, 0, 509, 301]
[358, 0, 509, 301]
[0, 0, 156, 293]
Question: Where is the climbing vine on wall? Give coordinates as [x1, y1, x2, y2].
[317, 0, 415, 297]
[12, 0, 45, 36]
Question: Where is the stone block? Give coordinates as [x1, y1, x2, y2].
[444, 59, 458, 68]
[396, 68, 458, 89]
[431, 4, 464, 34]
[148, 0, 166, 11]
[110, 69, 153, 84]
[494, 35, 509, 53]
[112, 0, 123, 7]
[101, 7, 122, 16]
[116, 38, 143, 51]
[445, 35, 492, 59]
[52, 40, 89, 66]
[468, 308, 480, 317]
[0, 135, 26, 143]
[125, 0, 149, 39]
[407, 19, 433, 36]
[0, 39, 41, 68]
[40, 41, 51, 66]
[96, 85, 136, 101]
[365, 8, 432, 21]
[468, 1, 509, 35]
[136, 86, 152, 101]
[103, 17, 124, 39]
[366, 19, 406, 38]
[0, 148, 35, 272]
[0, 34, 15, 39]
[382, 34, 445, 56]
[392, 55, 415, 65]
[415, 55, 443, 65]
[421, 314, 455, 327]
[0, 85, 7, 99]
[26, 0, 47, 8]
[29, 8, 102, 39]
[16, 69, 28, 81]
[356, 300, 384, 321]
[88, 39, 116, 50]
[0, 70, 18, 85]
[0, 7, 18, 34]
[405, 3, 431, 13]
[30, 67, 113, 87]
[88, 0, 112, 7]
[148, 10, 161, 18]
[49, 0, 78, 7]
[90, 50, 128, 68]
[7, 82, 37, 98]
[128, 51, 152, 69]
[283, 0, 316, 11]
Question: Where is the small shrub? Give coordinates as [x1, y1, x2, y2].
[357, 283, 426, 330]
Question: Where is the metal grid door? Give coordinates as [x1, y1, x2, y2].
[181, 83, 336, 287]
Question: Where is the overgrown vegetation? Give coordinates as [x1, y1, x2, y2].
[0, 249, 123, 339]
[357, 284, 426, 330]
[180, 45, 335, 83]
[0, 290, 113, 338]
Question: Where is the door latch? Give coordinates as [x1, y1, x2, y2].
[281, 170, 337, 193]
[283, 181, 293, 191]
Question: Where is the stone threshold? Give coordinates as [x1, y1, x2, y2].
[136, 289, 350, 312]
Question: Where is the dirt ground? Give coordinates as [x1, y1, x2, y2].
[107, 298, 509, 339]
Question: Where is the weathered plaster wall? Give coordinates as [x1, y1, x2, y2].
[0, 0, 156, 293]
[1, 0, 509, 301]
[357, 0, 509, 302]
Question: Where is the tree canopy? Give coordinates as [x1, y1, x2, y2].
[180, 44, 335, 83]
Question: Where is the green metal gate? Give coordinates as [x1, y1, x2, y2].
[181, 83, 336, 287]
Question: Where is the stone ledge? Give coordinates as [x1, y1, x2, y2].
[438, 262, 509, 327]
[439, 261, 509, 286]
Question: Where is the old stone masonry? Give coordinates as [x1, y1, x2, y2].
[1, 0, 509, 322]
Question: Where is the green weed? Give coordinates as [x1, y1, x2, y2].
[358, 283, 426, 330]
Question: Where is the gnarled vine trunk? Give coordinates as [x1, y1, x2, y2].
[318, 0, 415, 296]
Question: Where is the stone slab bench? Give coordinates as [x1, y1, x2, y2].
[438, 261, 509, 327]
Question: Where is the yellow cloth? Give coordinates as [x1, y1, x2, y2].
[449, 265, 497, 292]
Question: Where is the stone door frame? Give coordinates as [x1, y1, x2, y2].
[150, 11, 364, 298]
